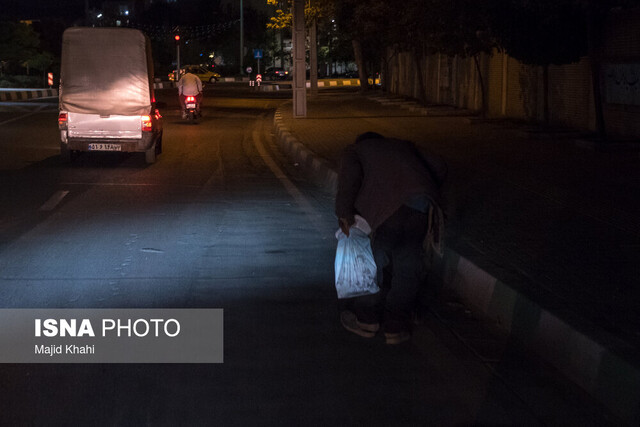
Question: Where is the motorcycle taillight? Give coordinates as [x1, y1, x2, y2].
[186, 96, 195, 102]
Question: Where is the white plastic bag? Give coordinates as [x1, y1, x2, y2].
[334, 216, 379, 299]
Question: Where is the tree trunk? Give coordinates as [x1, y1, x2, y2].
[586, 0, 606, 141]
[310, 18, 318, 95]
[352, 39, 369, 91]
[380, 52, 386, 91]
[542, 64, 550, 126]
[381, 49, 392, 93]
[383, 49, 397, 93]
[473, 54, 487, 118]
[413, 47, 426, 104]
[280, 28, 284, 68]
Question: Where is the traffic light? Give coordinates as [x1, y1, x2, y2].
[174, 35, 180, 43]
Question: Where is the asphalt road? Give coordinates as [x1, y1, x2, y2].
[0, 86, 618, 425]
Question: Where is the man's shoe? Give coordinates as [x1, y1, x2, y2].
[356, 319, 380, 333]
[384, 331, 411, 345]
[340, 311, 375, 338]
[181, 111, 187, 119]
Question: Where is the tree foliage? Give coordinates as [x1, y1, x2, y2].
[491, 0, 588, 66]
[331, 0, 394, 87]
[0, 21, 55, 77]
[0, 22, 41, 64]
[266, 0, 332, 30]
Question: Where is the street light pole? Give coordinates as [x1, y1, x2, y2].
[292, 0, 306, 117]
[310, 14, 318, 95]
[240, 0, 244, 75]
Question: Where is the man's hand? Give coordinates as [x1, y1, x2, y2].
[338, 217, 354, 237]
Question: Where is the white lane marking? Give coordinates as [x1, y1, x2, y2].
[39, 190, 70, 211]
[252, 125, 327, 234]
[201, 138, 225, 191]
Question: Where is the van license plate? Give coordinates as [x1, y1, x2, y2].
[88, 143, 122, 151]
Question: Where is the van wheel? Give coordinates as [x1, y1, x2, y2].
[156, 136, 163, 154]
[145, 143, 157, 164]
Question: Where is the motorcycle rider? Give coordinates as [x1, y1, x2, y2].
[177, 69, 203, 118]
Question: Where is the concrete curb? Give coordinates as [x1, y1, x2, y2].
[153, 82, 176, 89]
[368, 94, 478, 117]
[433, 249, 640, 424]
[259, 79, 378, 89]
[273, 103, 640, 424]
[220, 77, 250, 82]
[0, 84, 175, 99]
[0, 81, 233, 98]
[273, 109, 338, 194]
[0, 88, 58, 101]
[155, 79, 250, 86]
[0, 79, 366, 102]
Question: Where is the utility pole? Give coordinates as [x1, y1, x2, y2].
[240, 0, 244, 75]
[310, 15, 318, 96]
[292, 0, 306, 117]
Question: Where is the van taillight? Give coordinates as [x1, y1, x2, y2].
[141, 115, 153, 132]
[58, 112, 68, 129]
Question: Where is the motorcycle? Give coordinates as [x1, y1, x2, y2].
[184, 95, 200, 123]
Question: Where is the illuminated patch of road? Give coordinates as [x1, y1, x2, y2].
[251, 118, 326, 234]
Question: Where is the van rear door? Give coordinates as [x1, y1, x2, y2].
[67, 113, 142, 139]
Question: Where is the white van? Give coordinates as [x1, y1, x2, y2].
[58, 27, 163, 163]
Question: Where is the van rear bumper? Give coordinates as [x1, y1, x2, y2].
[63, 132, 157, 152]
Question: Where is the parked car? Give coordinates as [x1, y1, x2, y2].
[264, 67, 289, 80]
[169, 65, 221, 83]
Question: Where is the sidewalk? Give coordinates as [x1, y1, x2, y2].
[273, 91, 640, 424]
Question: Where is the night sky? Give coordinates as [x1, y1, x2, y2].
[2, 0, 87, 21]
[2, 0, 272, 22]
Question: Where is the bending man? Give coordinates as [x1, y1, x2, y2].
[335, 132, 446, 344]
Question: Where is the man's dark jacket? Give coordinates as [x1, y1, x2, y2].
[335, 136, 446, 231]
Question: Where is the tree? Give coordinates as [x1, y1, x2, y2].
[266, 0, 334, 89]
[491, 0, 588, 125]
[0, 21, 55, 83]
[333, 0, 393, 91]
[577, 0, 640, 140]
[392, 0, 496, 111]
[316, 16, 351, 76]
[266, 0, 330, 30]
[23, 52, 53, 76]
[0, 22, 41, 68]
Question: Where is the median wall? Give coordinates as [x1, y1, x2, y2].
[0, 88, 58, 101]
